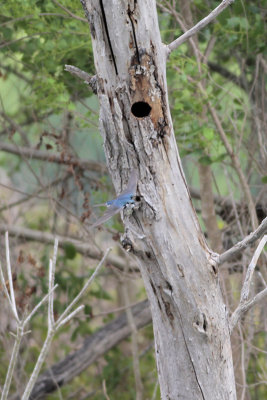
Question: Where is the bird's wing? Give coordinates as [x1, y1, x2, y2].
[92, 202, 108, 208]
[119, 169, 138, 197]
[91, 204, 122, 228]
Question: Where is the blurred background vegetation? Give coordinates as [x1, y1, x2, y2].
[0, 0, 266, 399]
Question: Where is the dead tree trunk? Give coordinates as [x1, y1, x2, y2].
[81, 0, 236, 398]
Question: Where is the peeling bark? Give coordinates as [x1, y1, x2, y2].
[81, 1, 236, 398]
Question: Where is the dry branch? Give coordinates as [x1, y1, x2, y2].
[167, 0, 235, 54]
[64, 65, 98, 94]
[219, 217, 267, 265]
[9, 300, 151, 400]
[0, 142, 105, 173]
[230, 235, 267, 331]
[0, 224, 136, 272]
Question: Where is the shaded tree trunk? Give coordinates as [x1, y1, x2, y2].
[81, 0, 236, 398]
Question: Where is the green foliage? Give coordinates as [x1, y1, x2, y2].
[1, 0, 94, 119]
[0, 1, 266, 399]
[63, 242, 77, 260]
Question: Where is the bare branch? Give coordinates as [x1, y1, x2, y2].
[23, 284, 58, 326]
[56, 247, 111, 327]
[0, 141, 105, 173]
[208, 62, 247, 91]
[52, 0, 87, 23]
[167, 0, 235, 54]
[5, 232, 19, 322]
[64, 65, 98, 94]
[0, 174, 70, 213]
[0, 236, 58, 400]
[230, 288, 267, 333]
[196, 81, 259, 231]
[0, 111, 30, 145]
[15, 300, 151, 400]
[0, 13, 75, 28]
[0, 264, 15, 318]
[230, 235, 267, 332]
[1, 325, 24, 400]
[219, 217, 267, 265]
[21, 331, 55, 400]
[56, 305, 85, 329]
[122, 281, 143, 400]
[0, 224, 133, 272]
[21, 241, 109, 400]
[240, 236, 267, 302]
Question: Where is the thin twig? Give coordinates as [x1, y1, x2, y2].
[50, 239, 59, 327]
[0, 141, 105, 173]
[167, 0, 235, 54]
[0, 175, 70, 213]
[48, 261, 54, 330]
[122, 280, 143, 400]
[230, 288, 267, 333]
[0, 223, 132, 271]
[0, 264, 16, 321]
[21, 331, 55, 400]
[56, 247, 111, 326]
[219, 217, 267, 265]
[0, 236, 59, 400]
[195, 80, 259, 231]
[230, 235, 267, 332]
[240, 236, 267, 302]
[238, 323, 247, 400]
[52, 0, 87, 23]
[57, 305, 85, 329]
[23, 285, 58, 326]
[5, 232, 19, 321]
[21, 243, 110, 399]
[1, 325, 23, 400]
[0, 13, 73, 28]
[102, 380, 111, 400]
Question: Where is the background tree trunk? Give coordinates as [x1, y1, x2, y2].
[81, 0, 236, 398]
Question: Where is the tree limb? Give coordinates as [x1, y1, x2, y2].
[208, 62, 247, 91]
[52, 0, 87, 23]
[167, 0, 235, 54]
[230, 235, 267, 332]
[0, 142, 105, 173]
[0, 224, 136, 272]
[230, 288, 267, 333]
[218, 217, 267, 265]
[64, 65, 98, 94]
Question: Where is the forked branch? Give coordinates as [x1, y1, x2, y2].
[230, 235, 267, 332]
[219, 217, 267, 265]
[0, 233, 110, 400]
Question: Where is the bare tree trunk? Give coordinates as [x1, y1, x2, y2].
[81, 0, 236, 398]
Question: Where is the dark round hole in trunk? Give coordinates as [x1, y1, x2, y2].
[131, 101, 152, 118]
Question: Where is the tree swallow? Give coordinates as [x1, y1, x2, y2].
[91, 169, 138, 228]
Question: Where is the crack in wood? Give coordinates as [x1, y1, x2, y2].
[99, 0, 118, 75]
[175, 305, 206, 399]
[127, 7, 140, 64]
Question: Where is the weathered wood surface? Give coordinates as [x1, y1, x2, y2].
[81, 1, 236, 398]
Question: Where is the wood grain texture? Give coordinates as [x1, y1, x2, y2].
[80, 1, 237, 398]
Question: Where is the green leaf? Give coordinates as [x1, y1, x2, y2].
[261, 176, 267, 184]
[203, 127, 214, 141]
[63, 242, 77, 260]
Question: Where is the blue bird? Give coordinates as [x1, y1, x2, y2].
[91, 169, 138, 228]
